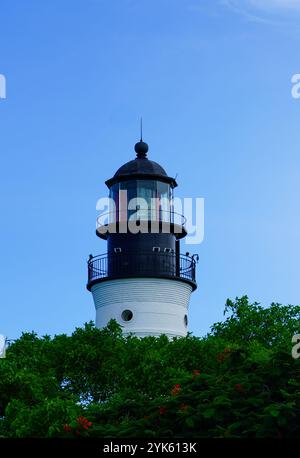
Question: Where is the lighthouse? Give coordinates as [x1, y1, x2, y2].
[87, 137, 198, 338]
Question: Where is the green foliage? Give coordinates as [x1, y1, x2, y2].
[211, 296, 300, 346]
[0, 297, 300, 438]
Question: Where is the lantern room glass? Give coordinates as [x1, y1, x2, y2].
[109, 180, 173, 223]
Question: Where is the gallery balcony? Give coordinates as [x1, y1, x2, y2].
[96, 210, 188, 240]
[87, 251, 197, 291]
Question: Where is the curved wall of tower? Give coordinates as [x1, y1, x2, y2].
[91, 277, 193, 338]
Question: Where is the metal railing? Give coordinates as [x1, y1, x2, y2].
[96, 210, 186, 233]
[87, 251, 196, 287]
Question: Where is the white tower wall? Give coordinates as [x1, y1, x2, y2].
[91, 277, 193, 338]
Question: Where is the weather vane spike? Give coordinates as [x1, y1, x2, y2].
[140, 117, 143, 142]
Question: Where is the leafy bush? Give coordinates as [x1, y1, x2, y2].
[0, 296, 300, 438]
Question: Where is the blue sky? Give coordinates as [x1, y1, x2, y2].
[0, 0, 300, 339]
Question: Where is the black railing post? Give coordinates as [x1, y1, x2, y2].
[175, 240, 180, 277]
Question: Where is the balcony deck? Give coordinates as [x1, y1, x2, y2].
[87, 251, 197, 291]
[96, 210, 188, 240]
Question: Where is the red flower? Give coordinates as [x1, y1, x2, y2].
[76, 416, 92, 430]
[179, 403, 189, 411]
[159, 407, 167, 415]
[234, 383, 244, 393]
[171, 384, 181, 396]
[63, 424, 72, 432]
[192, 370, 201, 380]
[217, 349, 232, 362]
[217, 352, 225, 362]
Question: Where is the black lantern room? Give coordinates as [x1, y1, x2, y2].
[87, 138, 197, 292]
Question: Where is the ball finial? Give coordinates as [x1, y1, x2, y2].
[135, 140, 149, 158]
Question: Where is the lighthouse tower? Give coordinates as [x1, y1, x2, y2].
[87, 138, 197, 338]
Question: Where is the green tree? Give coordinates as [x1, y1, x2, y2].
[0, 297, 299, 438]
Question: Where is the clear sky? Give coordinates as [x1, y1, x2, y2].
[0, 0, 300, 339]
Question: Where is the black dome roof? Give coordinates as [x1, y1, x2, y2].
[105, 140, 177, 188]
[114, 157, 168, 177]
